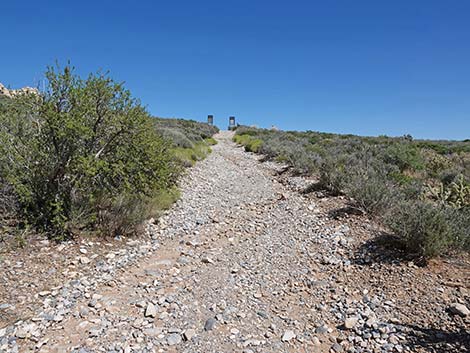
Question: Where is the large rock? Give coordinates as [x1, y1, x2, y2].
[449, 303, 469, 317]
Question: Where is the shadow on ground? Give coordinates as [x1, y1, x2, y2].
[403, 324, 470, 353]
[328, 205, 365, 219]
[352, 231, 427, 266]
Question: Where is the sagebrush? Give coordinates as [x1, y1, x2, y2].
[234, 126, 470, 258]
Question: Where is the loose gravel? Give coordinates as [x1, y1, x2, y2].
[1, 131, 468, 353]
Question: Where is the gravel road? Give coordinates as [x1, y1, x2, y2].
[1, 131, 468, 353]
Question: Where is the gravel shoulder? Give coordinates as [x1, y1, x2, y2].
[1, 131, 469, 353]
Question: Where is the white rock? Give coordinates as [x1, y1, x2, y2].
[282, 330, 296, 342]
[167, 333, 182, 345]
[183, 328, 196, 341]
[201, 256, 214, 264]
[449, 303, 469, 317]
[145, 303, 157, 317]
[80, 256, 91, 264]
[344, 317, 359, 329]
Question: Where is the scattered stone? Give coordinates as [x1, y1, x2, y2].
[183, 328, 196, 341]
[315, 325, 329, 334]
[145, 303, 157, 318]
[144, 327, 162, 337]
[449, 303, 469, 317]
[204, 318, 217, 331]
[282, 330, 296, 342]
[332, 343, 343, 352]
[344, 317, 358, 329]
[167, 333, 182, 345]
[16, 328, 27, 339]
[0, 131, 468, 353]
[201, 256, 214, 264]
[80, 256, 91, 265]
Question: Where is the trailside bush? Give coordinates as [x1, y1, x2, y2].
[234, 126, 470, 258]
[154, 118, 219, 144]
[385, 201, 468, 257]
[346, 169, 396, 215]
[233, 135, 263, 152]
[0, 65, 179, 238]
[158, 127, 194, 149]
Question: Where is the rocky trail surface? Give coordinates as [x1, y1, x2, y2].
[1, 131, 469, 353]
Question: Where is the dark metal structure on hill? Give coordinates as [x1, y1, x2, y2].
[229, 116, 236, 130]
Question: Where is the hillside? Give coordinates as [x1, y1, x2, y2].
[0, 131, 468, 353]
[234, 126, 470, 259]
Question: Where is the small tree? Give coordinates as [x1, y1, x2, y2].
[0, 65, 179, 238]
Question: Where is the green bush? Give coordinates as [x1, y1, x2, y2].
[172, 141, 213, 167]
[385, 201, 468, 257]
[154, 117, 219, 144]
[383, 143, 425, 172]
[158, 127, 194, 149]
[318, 157, 348, 195]
[346, 169, 396, 215]
[233, 135, 263, 152]
[205, 137, 218, 146]
[0, 65, 179, 238]
[234, 126, 470, 258]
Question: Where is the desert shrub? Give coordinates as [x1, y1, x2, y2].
[245, 138, 263, 153]
[346, 168, 396, 215]
[158, 127, 194, 149]
[172, 141, 212, 167]
[422, 149, 452, 176]
[95, 187, 180, 236]
[385, 201, 468, 257]
[0, 65, 179, 238]
[0, 183, 18, 225]
[318, 156, 348, 195]
[383, 143, 425, 172]
[154, 119, 218, 168]
[154, 118, 218, 144]
[233, 135, 263, 152]
[234, 126, 470, 257]
[205, 137, 218, 146]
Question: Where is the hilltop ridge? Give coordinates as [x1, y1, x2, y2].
[0, 82, 38, 98]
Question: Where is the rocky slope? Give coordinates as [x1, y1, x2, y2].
[0, 131, 468, 353]
[0, 83, 38, 98]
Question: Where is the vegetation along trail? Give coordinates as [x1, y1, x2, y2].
[4, 131, 470, 353]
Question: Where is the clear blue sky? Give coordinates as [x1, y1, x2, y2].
[1, 1, 469, 140]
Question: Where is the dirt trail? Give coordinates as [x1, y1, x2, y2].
[2, 131, 469, 353]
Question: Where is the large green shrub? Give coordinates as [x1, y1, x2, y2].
[0, 65, 179, 238]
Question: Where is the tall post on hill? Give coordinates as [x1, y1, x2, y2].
[229, 116, 236, 130]
[207, 115, 214, 125]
